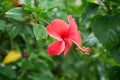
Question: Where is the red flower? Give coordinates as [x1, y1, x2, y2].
[46, 15, 90, 57]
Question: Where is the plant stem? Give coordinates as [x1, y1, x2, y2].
[32, 12, 50, 25]
[38, 17, 50, 24]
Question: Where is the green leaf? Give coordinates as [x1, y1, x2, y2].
[19, 0, 34, 8]
[21, 60, 34, 72]
[109, 66, 120, 80]
[0, 66, 16, 79]
[111, 0, 120, 5]
[82, 2, 99, 22]
[48, 1, 65, 9]
[28, 72, 52, 80]
[6, 24, 21, 39]
[91, 15, 120, 49]
[21, 26, 34, 45]
[6, 8, 25, 15]
[108, 43, 120, 62]
[33, 24, 48, 41]
[5, 8, 26, 21]
[0, 20, 6, 31]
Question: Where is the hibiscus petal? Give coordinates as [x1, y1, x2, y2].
[69, 32, 82, 46]
[68, 15, 82, 46]
[47, 41, 65, 56]
[68, 15, 78, 34]
[64, 39, 72, 57]
[46, 19, 68, 40]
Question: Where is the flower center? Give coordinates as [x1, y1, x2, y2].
[61, 34, 68, 41]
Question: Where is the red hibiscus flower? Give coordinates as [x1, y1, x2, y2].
[46, 15, 90, 57]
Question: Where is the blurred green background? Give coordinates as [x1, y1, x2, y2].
[0, 0, 120, 80]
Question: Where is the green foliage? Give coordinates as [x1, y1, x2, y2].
[109, 66, 120, 80]
[0, 20, 6, 31]
[0, 66, 16, 79]
[111, 0, 120, 5]
[91, 15, 120, 49]
[82, 2, 99, 22]
[6, 23, 22, 39]
[109, 43, 120, 63]
[5, 8, 27, 21]
[33, 24, 48, 41]
[0, 0, 120, 80]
